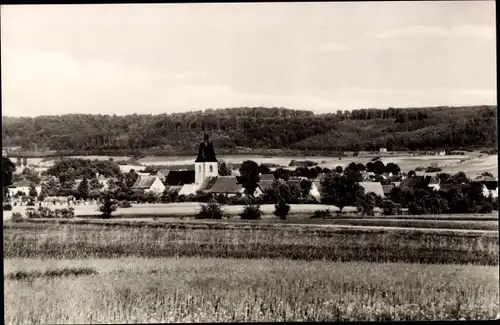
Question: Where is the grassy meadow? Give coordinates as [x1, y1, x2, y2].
[4, 195, 499, 322]
[4, 257, 499, 323]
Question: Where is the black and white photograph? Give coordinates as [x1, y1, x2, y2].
[2, 1, 498, 323]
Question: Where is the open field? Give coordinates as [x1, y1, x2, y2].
[4, 257, 499, 323]
[4, 222, 498, 264]
[35, 153, 497, 177]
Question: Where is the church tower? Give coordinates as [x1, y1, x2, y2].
[194, 134, 218, 185]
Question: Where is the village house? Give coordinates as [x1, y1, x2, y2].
[209, 176, 247, 197]
[131, 175, 166, 194]
[8, 180, 42, 197]
[399, 175, 440, 191]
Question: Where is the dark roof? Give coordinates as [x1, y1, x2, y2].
[480, 179, 498, 190]
[210, 177, 243, 194]
[194, 134, 217, 162]
[164, 170, 195, 186]
[131, 176, 159, 189]
[399, 176, 433, 189]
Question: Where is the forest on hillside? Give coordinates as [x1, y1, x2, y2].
[2, 106, 497, 155]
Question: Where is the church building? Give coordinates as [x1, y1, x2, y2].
[194, 134, 219, 185]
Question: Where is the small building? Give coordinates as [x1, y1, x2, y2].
[379, 148, 387, 153]
[8, 180, 41, 197]
[131, 175, 165, 194]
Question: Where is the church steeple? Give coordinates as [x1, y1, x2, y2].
[195, 133, 217, 163]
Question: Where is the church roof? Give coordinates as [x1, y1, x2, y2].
[164, 170, 195, 186]
[195, 134, 217, 163]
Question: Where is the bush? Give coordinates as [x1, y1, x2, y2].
[99, 196, 117, 219]
[476, 202, 493, 214]
[214, 194, 230, 205]
[228, 194, 249, 205]
[60, 208, 75, 219]
[274, 201, 290, 220]
[196, 200, 224, 219]
[240, 204, 262, 220]
[27, 199, 35, 207]
[119, 200, 132, 208]
[11, 212, 23, 222]
[381, 199, 399, 216]
[426, 166, 442, 173]
[38, 207, 54, 218]
[311, 209, 331, 219]
[3, 204, 12, 211]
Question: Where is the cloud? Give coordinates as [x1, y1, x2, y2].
[369, 25, 495, 40]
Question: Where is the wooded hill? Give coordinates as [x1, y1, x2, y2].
[2, 105, 497, 156]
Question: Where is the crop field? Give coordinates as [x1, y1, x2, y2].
[4, 257, 499, 323]
[4, 221, 499, 264]
[4, 219, 499, 323]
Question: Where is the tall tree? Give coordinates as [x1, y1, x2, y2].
[236, 160, 260, 197]
[320, 173, 363, 215]
[2, 157, 16, 201]
[76, 177, 90, 200]
[218, 161, 232, 176]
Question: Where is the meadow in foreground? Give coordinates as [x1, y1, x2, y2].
[4, 221, 499, 264]
[4, 257, 499, 323]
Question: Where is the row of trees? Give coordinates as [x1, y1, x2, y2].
[3, 106, 496, 153]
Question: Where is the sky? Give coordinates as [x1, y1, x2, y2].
[1, 1, 496, 117]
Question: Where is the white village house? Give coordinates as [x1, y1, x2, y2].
[131, 175, 166, 194]
[8, 180, 42, 197]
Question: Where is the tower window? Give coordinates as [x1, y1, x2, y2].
[199, 165, 201, 172]
[209, 165, 213, 173]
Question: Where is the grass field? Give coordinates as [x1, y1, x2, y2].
[4, 218, 499, 323]
[4, 221, 498, 264]
[4, 257, 499, 323]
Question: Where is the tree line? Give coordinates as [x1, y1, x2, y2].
[2, 105, 496, 154]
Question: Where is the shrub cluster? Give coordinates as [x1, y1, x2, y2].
[311, 209, 332, 219]
[240, 204, 263, 220]
[196, 200, 224, 219]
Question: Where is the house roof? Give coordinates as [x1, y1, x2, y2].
[199, 176, 219, 191]
[399, 176, 433, 189]
[382, 184, 394, 195]
[164, 170, 195, 186]
[260, 173, 275, 181]
[210, 177, 243, 194]
[258, 180, 275, 192]
[131, 176, 159, 189]
[359, 182, 385, 197]
[10, 180, 33, 188]
[156, 168, 170, 178]
[166, 185, 182, 193]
